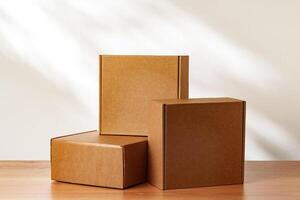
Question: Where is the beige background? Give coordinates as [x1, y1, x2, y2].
[0, 0, 299, 160]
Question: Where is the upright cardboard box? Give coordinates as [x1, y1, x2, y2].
[148, 98, 246, 190]
[100, 55, 188, 136]
[51, 130, 147, 189]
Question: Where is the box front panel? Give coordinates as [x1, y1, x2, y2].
[164, 102, 244, 189]
[51, 141, 124, 188]
[100, 56, 180, 136]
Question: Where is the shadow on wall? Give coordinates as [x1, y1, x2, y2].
[0, 0, 299, 160]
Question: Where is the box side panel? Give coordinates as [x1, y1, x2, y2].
[99, 55, 103, 134]
[241, 101, 246, 183]
[178, 56, 189, 99]
[50, 138, 54, 180]
[51, 138, 124, 189]
[148, 101, 165, 189]
[123, 141, 148, 188]
[100, 55, 180, 136]
[164, 102, 244, 189]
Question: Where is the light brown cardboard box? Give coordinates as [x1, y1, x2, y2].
[148, 98, 246, 190]
[100, 55, 189, 136]
[51, 130, 147, 189]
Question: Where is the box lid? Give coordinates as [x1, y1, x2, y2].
[153, 97, 243, 105]
[54, 130, 147, 147]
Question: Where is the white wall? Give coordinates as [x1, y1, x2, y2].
[1, 0, 299, 160]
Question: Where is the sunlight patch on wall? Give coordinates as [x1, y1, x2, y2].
[0, 1, 96, 115]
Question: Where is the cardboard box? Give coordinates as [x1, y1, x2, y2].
[51, 130, 147, 189]
[100, 55, 189, 136]
[148, 98, 246, 189]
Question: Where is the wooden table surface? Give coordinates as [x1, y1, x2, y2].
[0, 161, 299, 200]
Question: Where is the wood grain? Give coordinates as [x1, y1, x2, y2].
[0, 161, 299, 200]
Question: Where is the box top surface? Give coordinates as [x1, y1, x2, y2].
[100, 55, 188, 58]
[153, 97, 244, 105]
[53, 130, 147, 147]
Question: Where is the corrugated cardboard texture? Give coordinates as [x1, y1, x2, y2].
[100, 55, 189, 136]
[51, 130, 147, 189]
[148, 100, 165, 189]
[148, 98, 246, 190]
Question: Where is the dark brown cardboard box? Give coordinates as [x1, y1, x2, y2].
[148, 98, 246, 190]
[100, 55, 188, 136]
[51, 130, 147, 189]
